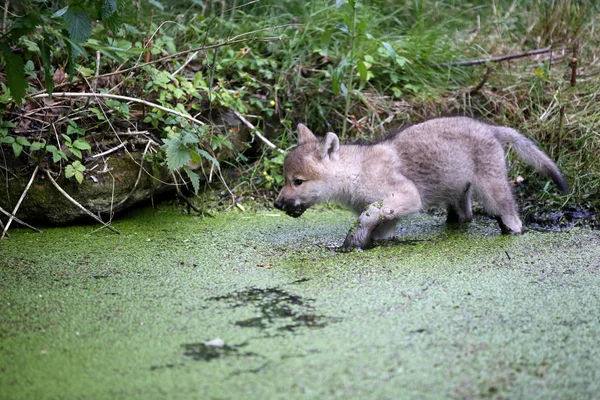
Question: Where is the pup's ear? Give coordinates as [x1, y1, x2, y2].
[318, 132, 340, 161]
[297, 124, 317, 145]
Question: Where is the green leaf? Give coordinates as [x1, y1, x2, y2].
[182, 131, 199, 145]
[63, 9, 93, 43]
[12, 142, 23, 157]
[67, 125, 83, 136]
[196, 148, 219, 167]
[0, 44, 27, 104]
[163, 138, 191, 172]
[39, 38, 54, 96]
[75, 171, 84, 184]
[381, 42, 397, 60]
[101, 0, 117, 19]
[30, 142, 45, 151]
[61, 134, 72, 144]
[53, 6, 69, 18]
[183, 165, 200, 195]
[73, 138, 91, 151]
[1, 121, 16, 129]
[146, 0, 165, 11]
[1, 136, 15, 144]
[334, 23, 349, 34]
[65, 164, 74, 178]
[331, 61, 348, 96]
[72, 160, 86, 172]
[356, 60, 368, 88]
[320, 28, 334, 56]
[16, 137, 31, 146]
[340, 82, 348, 100]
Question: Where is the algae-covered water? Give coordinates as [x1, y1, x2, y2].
[1, 205, 599, 399]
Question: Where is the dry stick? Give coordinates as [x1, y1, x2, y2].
[231, 110, 284, 153]
[0, 207, 42, 234]
[43, 169, 122, 235]
[1, 165, 39, 239]
[451, 46, 552, 67]
[469, 65, 495, 95]
[30, 92, 206, 126]
[571, 41, 579, 86]
[171, 51, 199, 78]
[0, 217, 7, 238]
[92, 142, 127, 158]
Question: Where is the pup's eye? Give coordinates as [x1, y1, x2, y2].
[293, 179, 304, 186]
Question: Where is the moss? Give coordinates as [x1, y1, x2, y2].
[1, 205, 599, 399]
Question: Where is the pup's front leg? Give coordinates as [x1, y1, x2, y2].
[342, 189, 422, 250]
[342, 201, 392, 250]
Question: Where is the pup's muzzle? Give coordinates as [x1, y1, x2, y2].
[274, 198, 307, 218]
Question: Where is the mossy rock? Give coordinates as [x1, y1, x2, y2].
[0, 153, 175, 225]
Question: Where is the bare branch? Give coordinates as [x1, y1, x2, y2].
[450, 46, 553, 67]
[231, 110, 284, 153]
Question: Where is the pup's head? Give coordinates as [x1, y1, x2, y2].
[274, 124, 340, 218]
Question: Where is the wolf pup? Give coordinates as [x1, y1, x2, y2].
[274, 117, 568, 250]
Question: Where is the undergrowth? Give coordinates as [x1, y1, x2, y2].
[0, 0, 599, 224]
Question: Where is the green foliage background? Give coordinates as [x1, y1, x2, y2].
[0, 0, 598, 208]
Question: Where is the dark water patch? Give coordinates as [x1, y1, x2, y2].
[181, 341, 258, 362]
[290, 277, 311, 284]
[209, 287, 338, 333]
[525, 205, 599, 232]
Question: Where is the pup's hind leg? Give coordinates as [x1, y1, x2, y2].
[475, 179, 522, 234]
[446, 183, 473, 224]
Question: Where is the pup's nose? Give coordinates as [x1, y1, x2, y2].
[274, 197, 283, 210]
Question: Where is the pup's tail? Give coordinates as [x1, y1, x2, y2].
[493, 127, 569, 194]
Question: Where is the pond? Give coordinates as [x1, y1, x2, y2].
[1, 205, 599, 399]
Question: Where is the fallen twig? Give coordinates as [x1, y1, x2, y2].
[2, 165, 39, 239]
[92, 142, 127, 158]
[451, 46, 553, 67]
[0, 206, 42, 234]
[231, 110, 284, 153]
[29, 92, 206, 127]
[469, 65, 495, 95]
[43, 169, 122, 235]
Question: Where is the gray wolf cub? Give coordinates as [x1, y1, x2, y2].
[274, 117, 568, 250]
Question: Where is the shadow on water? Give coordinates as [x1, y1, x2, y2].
[208, 286, 339, 333]
[152, 284, 339, 369]
[181, 342, 259, 362]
